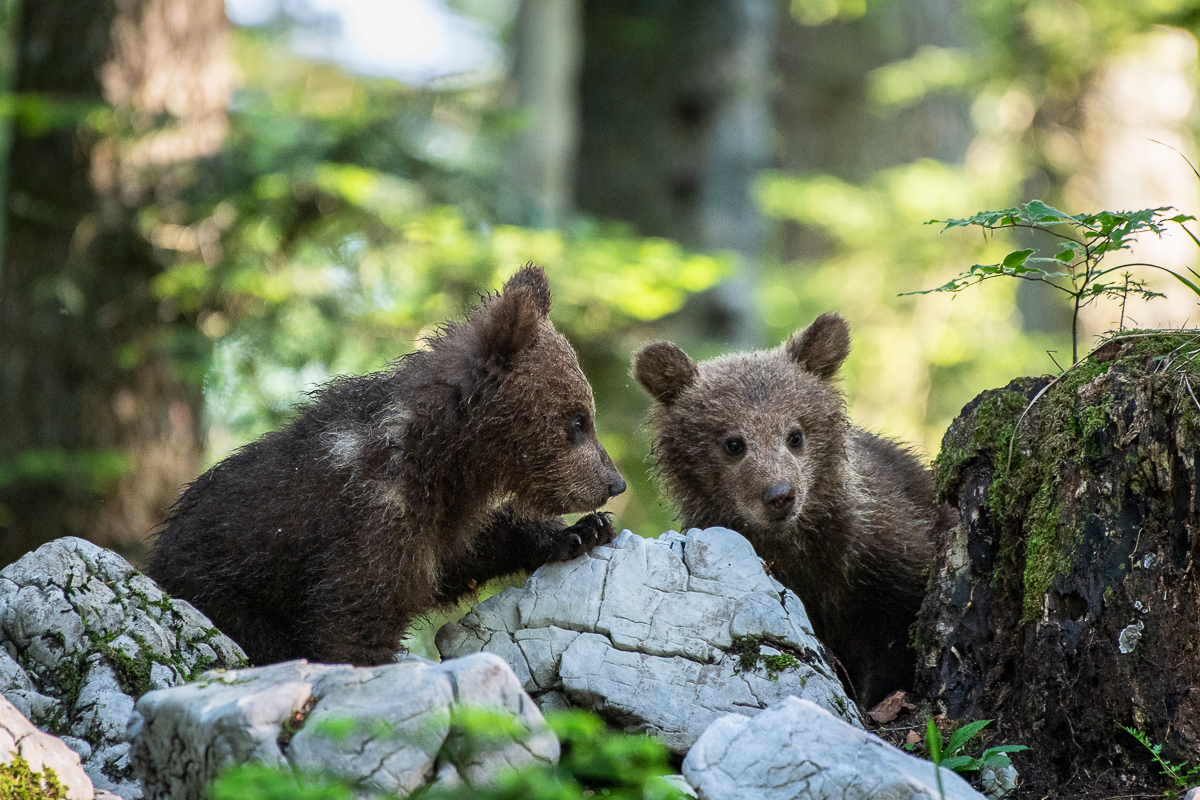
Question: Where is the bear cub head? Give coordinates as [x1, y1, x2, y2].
[633, 312, 851, 538]
[445, 264, 626, 517]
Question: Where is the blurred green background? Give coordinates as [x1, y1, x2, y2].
[3, 0, 1200, 570]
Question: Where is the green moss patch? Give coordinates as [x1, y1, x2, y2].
[730, 636, 806, 682]
[0, 755, 67, 800]
[935, 332, 1200, 624]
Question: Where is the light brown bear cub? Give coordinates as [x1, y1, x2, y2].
[147, 265, 625, 667]
[634, 313, 936, 708]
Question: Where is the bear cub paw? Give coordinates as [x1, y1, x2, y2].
[546, 512, 616, 561]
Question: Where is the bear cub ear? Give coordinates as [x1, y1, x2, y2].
[476, 264, 552, 369]
[786, 312, 851, 380]
[634, 341, 699, 405]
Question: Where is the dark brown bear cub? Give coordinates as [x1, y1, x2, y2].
[634, 313, 935, 708]
[146, 265, 625, 666]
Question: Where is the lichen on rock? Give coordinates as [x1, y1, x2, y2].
[0, 537, 247, 798]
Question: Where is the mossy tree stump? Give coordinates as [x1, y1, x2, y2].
[917, 333, 1200, 799]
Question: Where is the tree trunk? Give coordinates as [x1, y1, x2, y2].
[575, 0, 774, 346]
[917, 334, 1200, 798]
[772, 0, 972, 263]
[510, 0, 583, 227]
[0, 0, 233, 566]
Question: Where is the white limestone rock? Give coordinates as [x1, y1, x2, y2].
[437, 528, 860, 755]
[127, 653, 556, 800]
[0, 537, 247, 798]
[0, 693, 95, 800]
[682, 697, 987, 800]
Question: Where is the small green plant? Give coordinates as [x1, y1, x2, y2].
[926, 717, 948, 800]
[1121, 724, 1200, 799]
[729, 635, 804, 681]
[914, 717, 1029, 799]
[0, 754, 67, 800]
[909, 200, 1200, 363]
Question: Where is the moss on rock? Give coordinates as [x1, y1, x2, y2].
[0, 755, 66, 800]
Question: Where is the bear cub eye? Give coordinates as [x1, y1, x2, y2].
[722, 437, 745, 456]
[569, 415, 590, 444]
[786, 429, 804, 450]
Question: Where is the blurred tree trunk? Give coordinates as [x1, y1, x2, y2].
[774, 0, 972, 260]
[511, 0, 583, 227]
[0, 0, 17, 255]
[575, 0, 775, 347]
[0, 0, 233, 566]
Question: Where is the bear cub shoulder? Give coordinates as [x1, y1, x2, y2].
[635, 313, 937, 708]
[146, 265, 625, 667]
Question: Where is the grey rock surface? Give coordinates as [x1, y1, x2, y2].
[682, 697, 986, 800]
[1, 693, 94, 799]
[980, 762, 1019, 799]
[437, 528, 860, 755]
[128, 652, 557, 800]
[0, 537, 247, 798]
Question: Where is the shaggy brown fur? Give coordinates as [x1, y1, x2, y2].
[145, 265, 625, 666]
[634, 313, 936, 707]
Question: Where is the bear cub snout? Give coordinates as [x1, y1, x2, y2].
[634, 313, 938, 708]
[146, 264, 624, 667]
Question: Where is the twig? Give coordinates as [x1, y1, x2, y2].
[1119, 273, 1130, 332]
[1149, 137, 1200, 182]
[1183, 376, 1200, 415]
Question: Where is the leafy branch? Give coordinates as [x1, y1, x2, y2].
[907, 200, 1200, 363]
[1121, 724, 1200, 799]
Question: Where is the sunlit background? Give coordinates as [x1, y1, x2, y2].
[3, 0, 1200, 574]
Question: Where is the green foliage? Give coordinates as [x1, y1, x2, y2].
[729, 636, 804, 682]
[528, 709, 682, 800]
[0, 754, 67, 800]
[912, 718, 1030, 773]
[212, 763, 355, 800]
[0, 449, 129, 494]
[925, 717, 947, 800]
[914, 717, 1028, 800]
[768, 0, 1200, 464]
[1122, 725, 1200, 799]
[149, 27, 728, 540]
[755, 160, 1045, 455]
[209, 707, 685, 800]
[912, 201, 1200, 363]
[0, 448, 129, 528]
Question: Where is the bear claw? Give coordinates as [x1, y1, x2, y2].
[549, 512, 616, 561]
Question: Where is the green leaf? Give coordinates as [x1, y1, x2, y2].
[1001, 249, 1033, 269]
[926, 718, 943, 764]
[980, 752, 1013, 769]
[1024, 200, 1074, 223]
[1055, 244, 1079, 262]
[939, 755, 978, 773]
[946, 719, 992, 755]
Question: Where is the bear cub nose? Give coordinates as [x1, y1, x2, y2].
[608, 475, 627, 498]
[762, 483, 796, 518]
